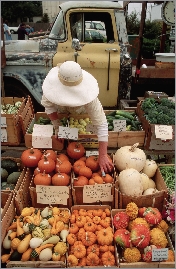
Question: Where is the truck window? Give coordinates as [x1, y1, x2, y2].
[49, 9, 66, 41]
[70, 12, 114, 43]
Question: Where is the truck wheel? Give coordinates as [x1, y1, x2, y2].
[3, 77, 44, 112]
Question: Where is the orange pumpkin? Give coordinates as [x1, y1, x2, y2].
[101, 251, 115, 266]
[100, 217, 111, 228]
[89, 178, 95, 185]
[67, 254, 78, 267]
[69, 223, 79, 234]
[52, 172, 70, 186]
[73, 176, 89, 187]
[97, 228, 113, 246]
[38, 155, 55, 173]
[84, 222, 96, 232]
[67, 233, 77, 245]
[41, 150, 57, 161]
[86, 155, 100, 171]
[21, 148, 42, 167]
[87, 244, 100, 256]
[57, 153, 69, 162]
[55, 159, 72, 174]
[73, 243, 86, 259]
[78, 166, 92, 179]
[77, 257, 87, 266]
[67, 142, 85, 159]
[81, 231, 97, 246]
[76, 216, 87, 227]
[79, 209, 87, 216]
[86, 252, 99, 266]
[73, 160, 86, 174]
[93, 175, 104, 184]
[34, 171, 51, 186]
[103, 174, 114, 184]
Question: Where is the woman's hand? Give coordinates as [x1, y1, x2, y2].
[98, 154, 114, 174]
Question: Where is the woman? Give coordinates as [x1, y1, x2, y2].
[41, 61, 113, 174]
[3, 20, 12, 41]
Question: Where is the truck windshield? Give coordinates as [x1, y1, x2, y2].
[49, 9, 66, 40]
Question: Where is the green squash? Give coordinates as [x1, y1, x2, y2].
[1, 159, 18, 174]
[7, 171, 21, 184]
[1, 168, 8, 182]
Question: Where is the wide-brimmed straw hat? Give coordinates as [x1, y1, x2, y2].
[42, 61, 99, 107]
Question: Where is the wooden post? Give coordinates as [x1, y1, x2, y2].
[159, 21, 167, 53]
[135, 1, 147, 81]
[1, 17, 6, 97]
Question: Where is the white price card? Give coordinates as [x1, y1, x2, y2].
[1, 117, 7, 127]
[36, 185, 69, 205]
[155, 125, 172, 140]
[58, 126, 78, 140]
[152, 248, 168, 261]
[32, 124, 53, 148]
[1, 128, 7, 142]
[86, 151, 99, 157]
[86, 124, 97, 134]
[113, 120, 126, 132]
[83, 183, 113, 203]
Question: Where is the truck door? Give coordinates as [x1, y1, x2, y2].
[54, 10, 120, 107]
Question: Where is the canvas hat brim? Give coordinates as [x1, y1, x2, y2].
[42, 66, 99, 107]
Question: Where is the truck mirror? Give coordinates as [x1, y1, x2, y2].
[71, 38, 82, 51]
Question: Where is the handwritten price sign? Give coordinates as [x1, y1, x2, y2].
[58, 126, 78, 140]
[113, 120, 126, 132]
[152, 248, 168, 261]
[155, 125, 172, 140]
[36, 185, 69, 205]
[83, 184, 113, 203]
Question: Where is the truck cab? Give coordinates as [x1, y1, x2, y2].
[3, 1, 131, 110]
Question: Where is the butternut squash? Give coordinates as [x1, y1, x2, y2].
[21, 248, 33, 262]
[17, 234, 32, 253]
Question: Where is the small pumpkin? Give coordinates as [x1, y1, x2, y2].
[78, 166, 92, 179]
[67, 142, 85, 160]
[21, 148, 42, 167]
[34, 171, 51, 186]
[87, 244, 99, 256]
[38, 155, 55, 173]
[69, 223, 79, 234]
[52, 252, 61, 261]
[86, 155, 100, 171]
[73, 160, 86, 174]
[67, 254, 78, 267]
[84, 222, 96, 232]
[76, 216, 87, 227]
[97, 228, 113, 246]
[73, 243, 86, 259]
[86, 252, 99, 266]
[73, 176, 89, 187]
[41, 150, 57, 161]
[52, 172, 70, 186]
[81, 231, 97, 246]
[77, 257, 87, 266]
[67, 233, 77, 245]
[57, 153, 69, 162]
[101, 251, 115, 266]
[55, 159, 72, 174]
[103, 174, 114, 184]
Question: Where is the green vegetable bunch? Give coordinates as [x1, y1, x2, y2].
[141, 98, 175, 125]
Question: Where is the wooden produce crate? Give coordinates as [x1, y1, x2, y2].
[1, 97, 26, 145]
[19, 95, 35, 136]
[29, 176, 73, 209]
[114, 166, 168, 211]
[69, 205, 119, 268]
[105, 110, 145, 147]
[25, 112, 64, 150]
[120, 100, 138, 110]
[1, 192, 13, 220]
[111, 209, 175, 268]
[72, 172, 116, 208]
[155, 164, 175, 193]
[3, 207, 69, 268]
[14, 168, 33, 215]
[136, 102, 175, 151]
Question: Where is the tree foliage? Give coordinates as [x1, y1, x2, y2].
[126, 11, 170, 58]
[1, 1, 42, 23]
[41, 13, 49, 23]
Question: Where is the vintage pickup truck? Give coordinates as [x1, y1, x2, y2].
[2, 1, 132, 111]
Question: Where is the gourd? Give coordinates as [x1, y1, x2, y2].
[143, 188, 159, 195]
[140, 173, 150, 191]
[11, 237, 21, 249]
[21, 248, 33, 262]
[41, 207, 49, 218]
[31, 244, 54, 258]
[40, 219, 49, 229]
[30, 238, 43, 248]
[7, 171, 21, 184]
[114, 143, 146, 172]
[21, 148, 42, 167]
[3, 230, 12, 249]
[52, 252, 61, 261]
[17, 234, 32, 253]
[60, 229, 69, 242]
[148, 178, 156, 189]
[9, 250, 22, 261]
[54, 241, 68, 255]
[41, 235, 60, 245]
[142, 159, 157, 178]
[118, 168, 143, 196]
[32, 227, 45, 239]
[39, 247, 53, 261]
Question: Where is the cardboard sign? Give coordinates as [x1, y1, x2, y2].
[32, 124, 53, 148]
[113, 120, 126, 132]
[58, 126, 78, 140]
[155, 125, 172, 140]
[86, 124, 98, 134]
[86, 151, 99, 156]
[1, 117, 7, 127]
[83, 184, 113, 203]
[152, 248, 168, 261]
[1, 129, 7, 142]
[36, 185, 69, 205]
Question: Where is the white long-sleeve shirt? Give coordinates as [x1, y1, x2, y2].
[41, 95, 108, 141]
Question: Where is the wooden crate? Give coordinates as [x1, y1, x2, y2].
[1, 192, 13, 220]
[1, 97, 25, 145]
[114, 165, 168, 211]
[19, 95, 35, 136]
[24, 112, 64, 150]
[29, 176, 73, 209]
[111, 209, 160, 268]
[136, 102, 175, 151]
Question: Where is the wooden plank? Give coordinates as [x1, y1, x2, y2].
[139, 68, 175, 78]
